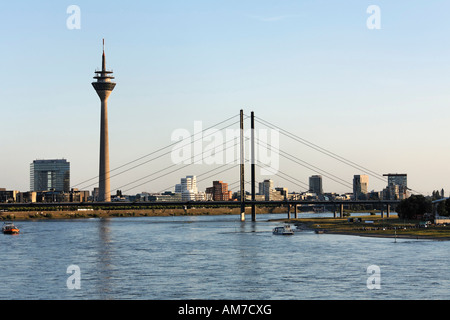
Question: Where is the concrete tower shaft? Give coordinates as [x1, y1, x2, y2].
[92, 39, 116, 202]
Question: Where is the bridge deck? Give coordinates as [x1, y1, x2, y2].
[0, 200, 400, 209]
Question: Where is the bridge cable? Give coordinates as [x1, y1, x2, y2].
[254, 116, 387, 183]
[115, 131, 248, 194]
[254, 136, 353, 190]
[75, 114, 243, 191]
[157, 161, 240, 194]
[254, 161, 310, 192]
[254, 116, 426, 195]
[71, 113, 240, 189]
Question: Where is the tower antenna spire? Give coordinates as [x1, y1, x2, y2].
[102, 39, 106, 72]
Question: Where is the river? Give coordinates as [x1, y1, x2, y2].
[1, 213, 449, 300]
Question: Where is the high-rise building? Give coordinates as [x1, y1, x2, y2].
[175, 175, 204, 201]
[206, 181, 231, 201]
[181, 175, 197, 193]
[353, 175, 369, 200]
[257, 179, 285, 200]
[92, 39, 116, 202]
[383, 173, 408, 200]
[383, 173, 407, 189]
[309, 175, 323, 195]
[30, 159, 70, 192]
[258, 179, 274, 197]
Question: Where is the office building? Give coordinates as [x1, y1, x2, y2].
[16, 191, 37, 203]
[258, 179, 274, 197]
[181, 175, 198, 193]
[309, 175, 323, 195]
[30, 159, 70, 192]
[146, 192, 182, 202]
[175, 175, 205, 201]
[275, 187, 288, 199]
[383, 173, 409, 200]
[0, 189, 19, 203]
[353, 175, 369, 200]
[383, 173, 407, 189]
[206, 181, 232, 201]
[257, 179, 285, 200]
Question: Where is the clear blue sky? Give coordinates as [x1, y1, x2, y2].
[1, 0, 450, 196]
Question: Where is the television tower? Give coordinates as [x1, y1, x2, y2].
[92, 39, 116, 202]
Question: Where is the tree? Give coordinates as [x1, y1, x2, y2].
[436, 201, 448, 216]
[396, 195, 431, 219]
[435, 198, 450, 217]
[431, 190, 442, 201]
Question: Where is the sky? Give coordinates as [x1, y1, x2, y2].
[1, 0, 450, 196]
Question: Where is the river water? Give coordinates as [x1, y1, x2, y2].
[1, 213, 449, 300]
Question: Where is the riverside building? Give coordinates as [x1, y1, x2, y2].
[206, 181, 232, 201]
[353, 175, 369, 200]
[30, 159, 70, 192]
[175, 175, 207, 201]
[309, 175, 323, 195]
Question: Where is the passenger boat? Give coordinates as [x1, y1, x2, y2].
[2, 222, 19, 234]
[273, 225, 294, 235]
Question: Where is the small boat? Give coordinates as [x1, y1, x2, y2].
[314, 229, 325, 234]
[273, 225, 294, 235]
[2, 222, 19, 234]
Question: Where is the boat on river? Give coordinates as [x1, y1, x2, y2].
[2, 222, 19, 234]
[273, 225, 294, 235]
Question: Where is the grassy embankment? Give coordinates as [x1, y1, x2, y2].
[3, 206, 450, 240]
[0, 206, 287, 221]
[287, 215, 450, 240]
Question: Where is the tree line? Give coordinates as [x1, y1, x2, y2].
[396, 190, 449, 220]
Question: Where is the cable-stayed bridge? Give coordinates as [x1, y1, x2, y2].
[2, 110, 408, 221]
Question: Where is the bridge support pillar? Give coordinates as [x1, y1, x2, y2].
[251, 111, 256, 222]
[294, 205, 298, 219]
[380, 206, 384, 219]
[239, 109, 245, 222]
[386, 204, 390, 218]
[339, 204, 344, 218]
[287, 204, 291, 219]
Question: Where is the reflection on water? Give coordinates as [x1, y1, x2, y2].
[97, 218, 112, 299]
[0, 213, 449, 300]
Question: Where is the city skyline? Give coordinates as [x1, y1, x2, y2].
[1, 1, 450, 196]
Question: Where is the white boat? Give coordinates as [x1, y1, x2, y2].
[273, 225, 294, 235]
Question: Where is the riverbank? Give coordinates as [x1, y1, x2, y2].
[0, 206, 287, 221]
[287, 216, 450, 241]
[4, 209, 450, 241]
